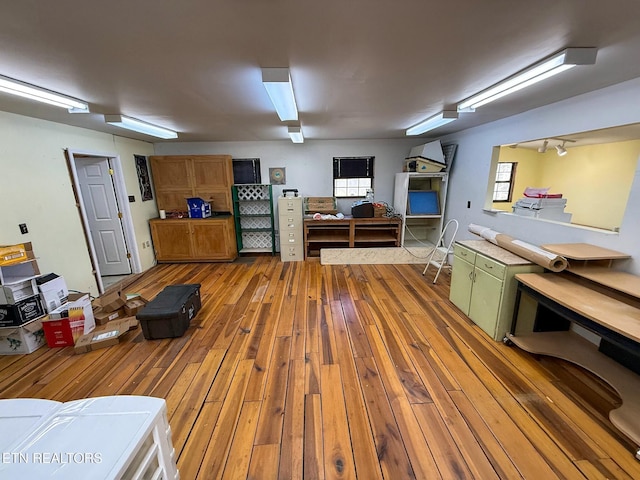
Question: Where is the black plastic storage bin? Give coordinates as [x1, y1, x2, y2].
[136, 284, 201, 340]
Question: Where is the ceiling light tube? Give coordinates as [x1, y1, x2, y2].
[457, 47, 597, 111]
[262, 68, 298, 121]
[104, 114, 178, 139]
[0, 74, 89, 112]
[288, 126, 304, 143]
[406, 111, 458, 136]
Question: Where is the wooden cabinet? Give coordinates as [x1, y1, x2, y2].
[150, 217, 237, 262]
[303, 217, 402, 257]
[149, 155, 233, 213]
[449, 240, 542, 341]
[148, 155, 236, 263]
[393, 172, 448, 247]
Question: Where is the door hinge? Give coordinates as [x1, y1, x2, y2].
[109, 168, 114, 175]
[118, 212, 123, 219]
[127, 252, 131, 259]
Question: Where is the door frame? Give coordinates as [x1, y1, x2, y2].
[66, 148, 142, 293]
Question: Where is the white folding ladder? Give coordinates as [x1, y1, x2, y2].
[423, 218, 459, 284]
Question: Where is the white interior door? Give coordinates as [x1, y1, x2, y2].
[76, 157, 132, 276]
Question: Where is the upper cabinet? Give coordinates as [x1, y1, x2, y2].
[149, 155, 234, 213]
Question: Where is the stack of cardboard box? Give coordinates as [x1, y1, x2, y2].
[0, 243, 47, 355]
[70, 290, 147, 355]
[1, 242, 145, 355]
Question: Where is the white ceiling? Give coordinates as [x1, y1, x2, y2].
[2, 0, 640, 143]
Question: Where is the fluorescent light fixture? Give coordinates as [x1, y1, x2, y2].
[406, 111, 458, 136]
[104, 114, 178, 139]
[262, 68, 298, 121]
[457, 47, 597, 111]
[288, 126, 304, 143]
[0, 74, 89, 112]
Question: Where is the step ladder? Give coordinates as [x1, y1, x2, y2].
[423, 219, 459, 284]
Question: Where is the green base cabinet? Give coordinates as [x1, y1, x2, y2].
[449, 241, 543, 341]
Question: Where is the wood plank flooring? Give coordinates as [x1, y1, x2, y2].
[2, 256, 640, 479]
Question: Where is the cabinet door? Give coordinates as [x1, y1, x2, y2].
[193, 156, 233, 212]
[151, 220, 192, 261]
[449, 255, 474, 314]
[191, 219, 237, 261]
[468, 268, 504, 339]
[149, 156, 193, 211]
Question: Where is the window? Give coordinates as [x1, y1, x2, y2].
[233, 158, 261, 184]
[493, 162, 516, 202]
[333, 156, 374, 197]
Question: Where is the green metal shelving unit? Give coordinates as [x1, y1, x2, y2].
[232, 184, 276, 254]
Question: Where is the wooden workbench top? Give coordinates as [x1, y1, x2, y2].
[515, 272, 640, 344]
[541, 242, 630, 260]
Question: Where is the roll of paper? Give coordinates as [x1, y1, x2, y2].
[468, 224, 568, 272]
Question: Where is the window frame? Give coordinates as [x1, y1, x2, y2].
[333, 156, 374, 198]
[232, 158, 261, 184]
[493, 161, 517, 202]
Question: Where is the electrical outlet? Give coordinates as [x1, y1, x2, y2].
[467, 201, 471, 208]
[142, 242, 146, 249]
[146, 241, 151, 247]
[19, 223, 28, 234]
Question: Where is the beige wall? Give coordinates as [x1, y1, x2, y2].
[0, 111, 157, 296]
[492, 140, 640, 230]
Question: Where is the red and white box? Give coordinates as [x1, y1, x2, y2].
[42, 293, 95, 347]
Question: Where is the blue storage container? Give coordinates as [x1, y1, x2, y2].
[187, 197, 212, 218]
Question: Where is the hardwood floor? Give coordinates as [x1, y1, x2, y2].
[1, 256, 639, 479]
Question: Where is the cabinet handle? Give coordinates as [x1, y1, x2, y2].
[468, 271, 473, 280]
[484, 263, 493, 269]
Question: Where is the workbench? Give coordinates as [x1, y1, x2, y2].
[506, 243, 640, 459]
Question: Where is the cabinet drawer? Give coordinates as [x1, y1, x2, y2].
[280, 231, 302, 245]
[278, 199, 303, 215]
[279, 220, 301, 231]
[453, 243, 476, 263]
[278, 212, 302, 223]
[475, 253, 506, 279]
[280, 244, 304, 261]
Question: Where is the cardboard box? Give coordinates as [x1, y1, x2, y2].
[0, 317, 46, 355]
[304, 197, 338, 214]
[94, 307, 126, 326]
[0, 280, 38, 305]
[43, 293, 95, 347]
[124, 296, 149, 316]
[73, 317, 139, 354]
[37, 274, 69, 313]
[0, 295, 46, 328]
[0, 242, 34, 266]
[96, 290, 127, 312]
